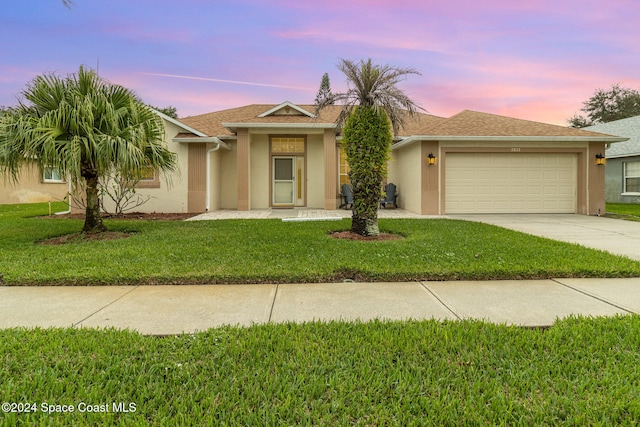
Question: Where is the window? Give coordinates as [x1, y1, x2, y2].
[624, 161, 640, 194]
[271, 137, 305, 153]
[338, 146, 350, 188]
[138, 167, 156, 181]
[134, 167, 160, 189]
[43, 167, 64, 183]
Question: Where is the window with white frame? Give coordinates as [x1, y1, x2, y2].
[43, 167, 64, 183]
[624, 161, 640, 193]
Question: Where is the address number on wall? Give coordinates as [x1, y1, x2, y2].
[511, 148, 521, 152]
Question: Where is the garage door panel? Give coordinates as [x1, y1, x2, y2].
[527, 170, 542, 180]
[446, 153, 577, 214]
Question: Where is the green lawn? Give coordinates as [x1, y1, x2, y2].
[3, 203, 640, 425]
[1, 203, 640, 285]
[607, 202, 640, 220]
[2, 316, 640, 425]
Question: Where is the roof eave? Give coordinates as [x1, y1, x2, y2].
[606, 152, 640, 159]
[392, 135, 629, 150]
[221, 122, 337, 132]
[152, 109, 209, 137]
[172, 136, 231, 150]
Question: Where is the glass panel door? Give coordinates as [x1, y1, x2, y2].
[273, 157, 294, 206]
[295, 156, 304, 206]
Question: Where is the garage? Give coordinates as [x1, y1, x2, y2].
[445, 152, 577, 214]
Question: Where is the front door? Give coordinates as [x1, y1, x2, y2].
[273, 156, 304, 207]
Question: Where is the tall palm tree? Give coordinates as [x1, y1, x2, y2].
[0, 66, 177, 233]
[316, 58, 422, 236]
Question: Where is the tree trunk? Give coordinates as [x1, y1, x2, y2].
[351, 215, 379, 236]
[350, 177, 381, 237]
[82, 173, 106, 233]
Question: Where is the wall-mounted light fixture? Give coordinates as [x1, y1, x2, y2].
[595, 153, 606, 166]
[426, 152, 437, 165]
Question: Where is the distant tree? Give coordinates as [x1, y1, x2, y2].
[152, 105, 179, 119]
[569, 84, 640, 127]
[316, 59, 422, 236]
[314, 73, 334, 106]
[0, 66, 178, 233]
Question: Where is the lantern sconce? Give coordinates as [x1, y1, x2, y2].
[426, 152, 437, 165]
[595, 153, 606, 166]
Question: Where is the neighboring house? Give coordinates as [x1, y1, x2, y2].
[0, 164, 69, 205]
[584, 116, 640, 204]
[3, 102, 626, 215]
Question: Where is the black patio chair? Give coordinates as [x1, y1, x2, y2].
[340, 184, 354, 209]
[380, 183, 398, 208]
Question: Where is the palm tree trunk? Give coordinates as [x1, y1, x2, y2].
[350, 178, 380, 236]
[351, 215, 379, 236]
[82, 173, 106, 233]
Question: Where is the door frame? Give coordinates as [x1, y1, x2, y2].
[269, 136, 307, 208]
[272, 156, 296, 207]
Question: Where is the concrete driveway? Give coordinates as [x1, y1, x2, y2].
[450, 214, 640, 261]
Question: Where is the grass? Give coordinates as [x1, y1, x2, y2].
[1, 316, 640, 425]
[3, 204, 640, 425]
[2, 202, 640, 285]
[607, 202, 640, 221]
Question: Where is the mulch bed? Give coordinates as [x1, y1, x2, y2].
[53, 212, 196, 221]
[38, 212, 194, 245]
[41, 213, 405, 244]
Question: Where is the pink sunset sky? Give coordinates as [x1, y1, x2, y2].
[2, 0, 639, 125]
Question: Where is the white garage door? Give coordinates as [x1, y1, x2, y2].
[445, 153, 577, 214]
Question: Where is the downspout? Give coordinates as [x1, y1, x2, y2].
[174, 135, 230, 212]
[55, 176, 73, 215]
[205, 143, 222, 212]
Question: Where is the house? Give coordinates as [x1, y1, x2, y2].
[173, 103, 624, 216]
[584, 116, 640, 204]
[2, 102, 626, 215]
[388, 110, 626, 215]
[0, 164, 69, 205]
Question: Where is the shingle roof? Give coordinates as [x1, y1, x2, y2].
[178, 103, 618, 140]
[584, 115, 640, 158]
[179, 105, 335, 137]
[179, 104, 447, 137]
[418, 110, 614, 138]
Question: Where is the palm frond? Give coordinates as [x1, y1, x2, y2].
[317, 58, 424, 135]
[0, 65, 177, 186]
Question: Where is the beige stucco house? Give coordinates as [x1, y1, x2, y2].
[173, 102, 625, 216]
[387, 110, 627, 215]
[2, 101, 626, 215]
[0, 165, 69, 205]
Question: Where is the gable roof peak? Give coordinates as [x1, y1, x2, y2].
[257, 101, 315, 118]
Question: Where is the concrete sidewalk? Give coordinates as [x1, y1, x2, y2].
[1, 278, 639, 335]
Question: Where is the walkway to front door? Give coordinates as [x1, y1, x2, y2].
[188, 208, 429, 221]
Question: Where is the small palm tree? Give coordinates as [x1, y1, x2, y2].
[316, 58, 422, 236]
[0, 66, 177, 233]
